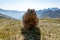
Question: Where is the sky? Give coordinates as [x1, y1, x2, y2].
[0, 0, 60, 11]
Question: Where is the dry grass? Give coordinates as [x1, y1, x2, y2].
[39, 18, 60, 40]
[0, 18, 60, 40]
[0, 18, 21, 40]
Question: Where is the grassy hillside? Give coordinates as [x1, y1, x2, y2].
[0, 18, 22, 40]
[0, 18, 60, 40]
[39, 18, 60, 40]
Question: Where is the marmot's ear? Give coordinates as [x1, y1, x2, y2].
[32, 9, 35, 12]
[32, 9, 36, 13]
[27, 9, 30, 13]
[32, 9, 36, 15]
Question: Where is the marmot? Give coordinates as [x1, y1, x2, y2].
[22, 9, 39, 29]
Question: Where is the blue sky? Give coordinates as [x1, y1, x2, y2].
[0, 0, 60, 11]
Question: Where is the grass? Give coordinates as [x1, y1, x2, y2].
[0, 18, 60, 40]
[0, 18, 21, 40]
[39, 18, 60, 40]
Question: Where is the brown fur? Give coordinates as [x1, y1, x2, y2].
[22, 9, 39, 29]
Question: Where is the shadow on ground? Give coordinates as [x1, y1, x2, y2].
[21, 27, 41, 40]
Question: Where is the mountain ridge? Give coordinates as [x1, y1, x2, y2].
[0, 8, 60, 20]
[36, 8, 60, 18]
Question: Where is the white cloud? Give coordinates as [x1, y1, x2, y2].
[0, 0, 60, 11]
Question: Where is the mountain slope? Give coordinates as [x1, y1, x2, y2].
[37, 8, 60, 18]
[0, 13, 16, 19]
[0, 9, 25, 19]
[0, 8, 60, 20]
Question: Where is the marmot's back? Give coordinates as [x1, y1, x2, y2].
[23, 9, 39, 29]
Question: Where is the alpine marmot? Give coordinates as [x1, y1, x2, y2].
[22, 9, 39, 29]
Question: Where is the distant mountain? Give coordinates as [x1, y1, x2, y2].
[0, 9, 25, 19]
[36, 9, 47, 18]
[36, 8, 60, 18]
[0, 8, 60, 20]
[0, 13, 16, 19]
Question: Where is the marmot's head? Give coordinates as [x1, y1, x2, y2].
[23, 9, 39, 29]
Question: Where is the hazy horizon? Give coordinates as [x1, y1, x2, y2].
[0, 0, 60, 11]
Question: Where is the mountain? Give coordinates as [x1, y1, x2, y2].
[36, 9, 47, 18]
[0, 8, 60, 20]
[0, 13, 17, 19]
[0, 9, 25, 19]
[36, 8, 60, 18]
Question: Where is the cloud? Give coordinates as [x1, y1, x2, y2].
[0, 0, 60, 11]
